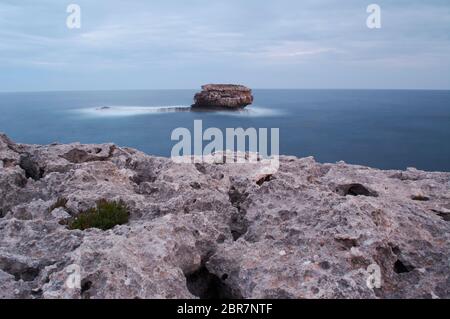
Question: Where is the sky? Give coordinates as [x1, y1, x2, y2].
[0, 0, 449, 91]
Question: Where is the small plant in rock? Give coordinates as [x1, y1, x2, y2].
[68, 199, 129, 231]
[48, 197, 68, 212]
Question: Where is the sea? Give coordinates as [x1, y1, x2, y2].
[0, 89, 449, 172]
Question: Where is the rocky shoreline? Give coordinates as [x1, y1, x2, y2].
[0, 133, 449, 299]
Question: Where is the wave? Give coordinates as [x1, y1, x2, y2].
[73, 105, 283, 118]
[213, 107, 283, 117]
[75, 105, 191, 117]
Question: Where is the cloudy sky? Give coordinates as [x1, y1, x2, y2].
[0, 0, 449, 91]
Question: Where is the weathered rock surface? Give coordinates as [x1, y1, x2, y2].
[0, 133, 449, 299]
[192, 84, 254, 109]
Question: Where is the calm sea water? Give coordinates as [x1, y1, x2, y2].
[0, 89, 449, 172]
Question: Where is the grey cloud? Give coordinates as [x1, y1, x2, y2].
[0, 0, 449, 90]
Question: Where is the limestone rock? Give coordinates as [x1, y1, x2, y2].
[0, 134, 449, 299]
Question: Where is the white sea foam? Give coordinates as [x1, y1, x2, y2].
[214, 107, 282, 117]
[74, 105, 283, 118]
[75, 105, 191, 117]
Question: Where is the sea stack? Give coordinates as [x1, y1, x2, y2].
[192, 84, 254, 109]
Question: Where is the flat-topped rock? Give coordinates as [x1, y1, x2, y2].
[192, 84, 254, 109]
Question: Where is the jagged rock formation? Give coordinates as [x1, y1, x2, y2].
[0, 133, 449, 299]
[192, 84, 254, 109]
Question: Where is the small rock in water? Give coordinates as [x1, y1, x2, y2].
[191, 84, 253, 109]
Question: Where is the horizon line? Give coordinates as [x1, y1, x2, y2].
[1, 88, 450, 94]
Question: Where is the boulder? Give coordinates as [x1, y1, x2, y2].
[192, 84, 254, 109]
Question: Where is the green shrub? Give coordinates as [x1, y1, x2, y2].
[49, 197, 68, 212]
[68, 199, 129, 231]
